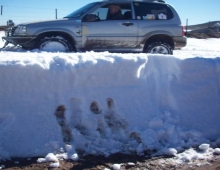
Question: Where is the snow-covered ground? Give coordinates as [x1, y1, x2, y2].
[0, 31, 220, 168]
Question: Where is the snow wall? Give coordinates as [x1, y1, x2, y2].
[0, 52, 220, 158]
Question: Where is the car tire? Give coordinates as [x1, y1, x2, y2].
[36, 36, 74, 52]
[145, 41, 173, 55]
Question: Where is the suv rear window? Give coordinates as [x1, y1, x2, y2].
[133, 2, 173, 20]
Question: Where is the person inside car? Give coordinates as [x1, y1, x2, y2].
[107, 5, 124, 20]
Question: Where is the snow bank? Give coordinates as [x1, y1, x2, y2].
[0, 31, 220, 161]
[1, 52, 220, 159]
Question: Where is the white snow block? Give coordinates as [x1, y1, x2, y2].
[198, 144, 210, 152]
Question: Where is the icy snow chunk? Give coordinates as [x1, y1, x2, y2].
[56, 153, 68, 160]
[65, 144, 72, 152]
[197, 154, 205, 160]
[163, 148, 177, 156]
[0, 165, 5, 169]
[176, 146, 213, 164]
[50, 162, 60, 168]
[112, 163, 121, 170]
[199, 144, 210, 152]
[191, 154, 199, 160]
[180, 153, 191, 162]
[214, 148, 220, 155]
[127, 162, 135, 166]
[45, 153, 59, 162]
[37, 158, 47, 163]
[70, 153, 79, 161]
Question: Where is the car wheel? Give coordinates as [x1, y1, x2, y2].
[36, 36, 74, 52]
[145, 41, 173, 55]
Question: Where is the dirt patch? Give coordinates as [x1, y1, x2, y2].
[1, 154, 220, 170]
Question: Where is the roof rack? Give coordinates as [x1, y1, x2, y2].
[104, 0, 166, 3]
[155, 0, 165, 2]
[137, 0, 166, 3]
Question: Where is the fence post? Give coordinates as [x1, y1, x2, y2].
[55, 9, 57, 19]
[185, 19, 188, 36]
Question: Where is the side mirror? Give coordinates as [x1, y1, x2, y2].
[85, 14, 99, 22]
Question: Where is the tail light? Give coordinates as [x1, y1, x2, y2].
[182, 26, 185, 36]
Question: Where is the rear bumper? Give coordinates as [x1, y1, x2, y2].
[173, 36, 187, 49]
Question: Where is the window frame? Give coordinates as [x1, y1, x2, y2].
[132, 2, 174, 20]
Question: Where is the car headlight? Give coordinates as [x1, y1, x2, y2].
[14, 26, 27, 35]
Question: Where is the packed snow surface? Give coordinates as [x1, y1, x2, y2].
[0, 31, 220, 166]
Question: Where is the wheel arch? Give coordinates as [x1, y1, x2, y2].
[144, 34, 174, 51]
[35, 31, 77, 51]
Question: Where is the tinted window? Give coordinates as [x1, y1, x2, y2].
[133, 2, 173, 20]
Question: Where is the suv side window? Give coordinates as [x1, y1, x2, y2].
[133, 2, 173, 20]
[85, 3, 132, 21]
[91, 6, 108, 20]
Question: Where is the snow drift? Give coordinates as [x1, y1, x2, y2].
[0, 32, 220, 160]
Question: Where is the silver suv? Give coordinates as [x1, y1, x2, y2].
[2, 0, 186, 54]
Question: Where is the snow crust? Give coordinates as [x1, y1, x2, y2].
[0, 31, 220, 166]
[214, 148, 220, 155]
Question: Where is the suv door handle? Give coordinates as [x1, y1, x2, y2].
[122, 22, 134, 26]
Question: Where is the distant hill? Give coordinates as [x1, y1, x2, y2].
[186, 21, 220, 38]
[0, 26, 7, 31]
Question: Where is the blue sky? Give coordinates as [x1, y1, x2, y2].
[0, 0, 219, 26]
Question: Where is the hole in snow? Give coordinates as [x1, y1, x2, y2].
[90, 101, 101, 114]
[54, 105, 73, 144]
[107, 98, 114, 109]
[54, 105, 66, 119]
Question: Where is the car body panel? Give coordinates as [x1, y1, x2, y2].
[81, 19, 139, 51]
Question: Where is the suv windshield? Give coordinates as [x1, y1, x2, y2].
[64, 2, 100, 18]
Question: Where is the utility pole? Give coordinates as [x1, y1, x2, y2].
[1, 5, 3, 15]
[55, 9, 57, 19]
[185, 19, 188, 36]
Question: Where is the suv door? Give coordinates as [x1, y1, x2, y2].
[81, 3, 139, 52]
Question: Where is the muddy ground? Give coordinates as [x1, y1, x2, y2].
[1, 153, 220, 170]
